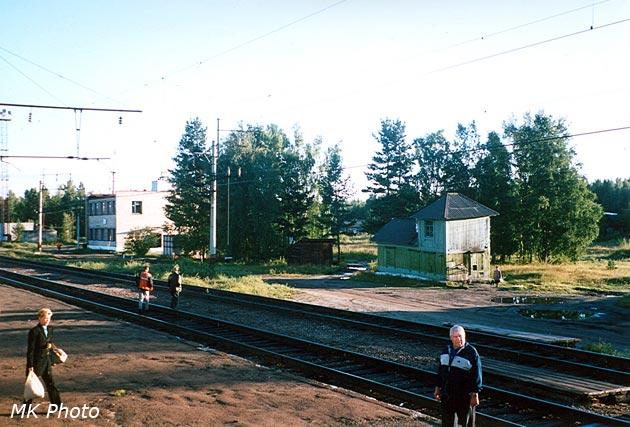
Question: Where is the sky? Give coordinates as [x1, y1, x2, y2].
[1, 0, 629, 200]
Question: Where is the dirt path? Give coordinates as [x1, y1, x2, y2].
[0, 285, 435, 426]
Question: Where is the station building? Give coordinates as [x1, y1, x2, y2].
[86, 189, 171, 253]
[372, 192, 498, 282]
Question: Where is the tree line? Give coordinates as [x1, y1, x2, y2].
[166, 118, 351, 261]
[362, 112, 603, 262]
[166, 112, 607, 263]
[588, 178, 630, 239]
[2, 111, 612, 263]
[1, 180, 86, 242]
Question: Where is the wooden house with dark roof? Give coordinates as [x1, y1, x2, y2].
[372, 192, 498, 282]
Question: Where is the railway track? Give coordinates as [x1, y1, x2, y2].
[2, 256, 628, 390]
[0, 266, 628, 426]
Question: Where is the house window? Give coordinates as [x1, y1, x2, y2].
[132, 201, 143, 214]
[424, 220, 434, 238]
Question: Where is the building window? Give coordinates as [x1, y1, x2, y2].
[424, 220, 434, 238]
[107, 201, 113, 214]
[132, 201, 143, 214]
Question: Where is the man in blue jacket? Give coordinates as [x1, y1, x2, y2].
[434, 325, 482, 426]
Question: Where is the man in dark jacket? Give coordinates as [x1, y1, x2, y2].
[26, 308, 61, 406]
[167, 265, 182, 309]
[434, 325, 482, 426]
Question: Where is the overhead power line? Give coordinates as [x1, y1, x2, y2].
[0, 53, 67, 106]
[0, 46, 124, 105]
[449, 0, 612, 49]
[429, 17, 630, 76]
[330, 124, 630, 174]
[139, 0, 349, 90]
[0, 102, 142, 113]
[0, 155, 110, 161]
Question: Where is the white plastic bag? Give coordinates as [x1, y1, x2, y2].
[24, 371, 45, 400]
[52, 348, 68, 365]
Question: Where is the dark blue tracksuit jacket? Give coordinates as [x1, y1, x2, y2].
[437, 342, 482, 402]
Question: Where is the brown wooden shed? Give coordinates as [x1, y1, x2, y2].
[287, 238, 335, 265]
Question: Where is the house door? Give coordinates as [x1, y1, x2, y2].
[463, 252, 472, 276]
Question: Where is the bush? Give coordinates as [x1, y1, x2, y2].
[124, 228, 160, 257]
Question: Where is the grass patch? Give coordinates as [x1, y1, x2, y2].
[351, 271, 441, 288]
[339, 233, 376, 263]
[582, 340, 630, 357]
[501, 258, 630, 294]
[209, 275, 294, 299]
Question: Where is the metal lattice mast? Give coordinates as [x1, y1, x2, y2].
[0, 109, 11, 241]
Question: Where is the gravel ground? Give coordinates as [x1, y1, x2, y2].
[0, 284, 435, 427]
[1, 262, 628, 418]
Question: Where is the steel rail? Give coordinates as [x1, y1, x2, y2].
[1, 255, 628, 385]
[0, 269, 626, 427]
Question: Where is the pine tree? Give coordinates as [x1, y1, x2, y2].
[364, 119, 413, 195]
[165, 118, 212, 257]
[319, 144, 351, 259]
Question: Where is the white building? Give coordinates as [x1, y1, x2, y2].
[87, 190, 171, 253]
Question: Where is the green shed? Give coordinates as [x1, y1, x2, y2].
[372, 193, 498, 282]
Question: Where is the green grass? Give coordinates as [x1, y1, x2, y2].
[3, 236, 630, 297]
[351, 271, 442, 288]
[339, 233, 377, 263]
[583, 340, 630, 357]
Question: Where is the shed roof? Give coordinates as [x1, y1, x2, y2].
[372, 218, 417, 246]
[413, 193, 499, 221]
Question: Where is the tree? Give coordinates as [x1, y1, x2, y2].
[216, 124, 320, 261]
[364, 119, 413, 196]
[472, 131, 519, 260]
[14, 188, 43, 222]
[12, 222, 25, 242]
[363, 185, 422, 233]
[505, 113, 602, 261]
[412, 130, 449, 201]
[275, 129, 318, 244]
[319, 144, 351, 260]
[60, 212, 75, 242]
[124, 227, 160, 256]
[165, 118, 212, 257]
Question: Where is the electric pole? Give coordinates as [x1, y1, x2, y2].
[208, 118, 219, 260]
[37, 180, 43, 252]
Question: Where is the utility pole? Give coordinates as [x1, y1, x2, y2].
[111, 171, 116, 194]
[75, 209, 80, 250]
[207, 118, 220, 260]
[37, 180, 43, 252]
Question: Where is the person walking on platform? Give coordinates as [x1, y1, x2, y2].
[25, 308, 62, 406]
[434, 325, 482, 427]
[136, 264, 154, 314]
[492, 266, 503, 287]
[168, 265, 183, 309]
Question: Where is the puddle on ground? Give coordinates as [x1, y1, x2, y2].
[491, 296, 568, 304]
[518, 309, 594, 320]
